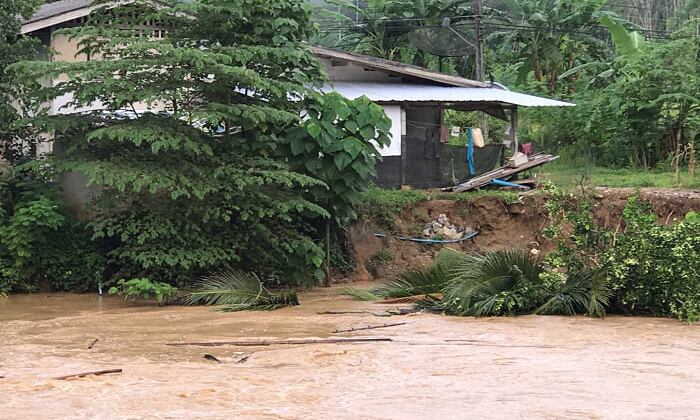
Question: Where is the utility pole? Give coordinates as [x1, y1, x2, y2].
[473, 0, 488, 140]
[473, 0, 485, 83]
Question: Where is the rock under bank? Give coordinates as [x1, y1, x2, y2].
[348, 187, 700, 281]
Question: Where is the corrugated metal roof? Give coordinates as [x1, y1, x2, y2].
[23, 0, 90, 24]
[321, 82, 575, 107]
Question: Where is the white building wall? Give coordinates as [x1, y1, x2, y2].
[378, 105, 402, 157]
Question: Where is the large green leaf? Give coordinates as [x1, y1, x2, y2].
[333, 151, 353, 171]
[600, 15, 644, 58]
[340, 137, 364, 160]
[307, 122, 322, 139]
[359, 125, 376, 141]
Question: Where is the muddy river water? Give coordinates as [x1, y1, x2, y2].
[1, 287, 698, 419]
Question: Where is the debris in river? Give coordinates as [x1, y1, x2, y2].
[317, 311, 371, 315]
[203, 354, 221, 363]
[53, 368, 122, 380]
[332, 322, 407, 333]
[165, 338, 393, 347]
[87, 339, 99, 349]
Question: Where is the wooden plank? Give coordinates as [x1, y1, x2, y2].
[447, 154, 558, 192]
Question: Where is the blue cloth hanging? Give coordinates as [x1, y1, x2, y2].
[467, 127, 476, 175]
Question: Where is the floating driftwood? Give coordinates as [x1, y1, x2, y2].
[332, 322, 407, 334]
[53, 368, 122, 380]
[165, 338, 393, 347]
[203, 354, 221, 362]
[317, 311, 369, 315]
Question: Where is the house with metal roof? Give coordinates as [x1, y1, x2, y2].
[314, 46, 573, 188]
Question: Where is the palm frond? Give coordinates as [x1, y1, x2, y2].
[340, 287, 381, 301]
[535, 267, 612, 317]
[183, 269, 298, 311]
[370, 263, 450, 298]
[433, 247, 469, 270]
[442, 249, 545, 316]
[217, 290, 299, 312]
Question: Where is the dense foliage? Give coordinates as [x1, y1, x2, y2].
[606, 198, 700, 321]
[0, 165, 103, 293]
[543, 186, 700, 322]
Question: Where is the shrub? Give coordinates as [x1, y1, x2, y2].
[108, 278, 178, 304]
[606, 196, 700, 322]
[442, 248, 546, 316]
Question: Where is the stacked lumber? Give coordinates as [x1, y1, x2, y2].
[444, 154, 558, 192]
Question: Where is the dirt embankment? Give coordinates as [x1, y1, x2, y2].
[348, 187, 700, 281]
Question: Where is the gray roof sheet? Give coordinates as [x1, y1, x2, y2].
[23, 0, 90, 24]
[321, 82, 575, 107]
[314, 46, 488, 88]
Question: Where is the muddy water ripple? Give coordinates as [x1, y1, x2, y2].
[1, 288, 698, 419]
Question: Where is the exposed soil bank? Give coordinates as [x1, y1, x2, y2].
[1, 291, 698, 420]
[349, 187, 700, 280]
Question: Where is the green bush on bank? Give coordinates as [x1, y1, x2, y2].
[606, 199, 700, 321]
[346, 190, 700, 322]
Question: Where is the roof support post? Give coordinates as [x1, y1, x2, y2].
[400, 108, 407, 187]
[510, 106, 518, 153]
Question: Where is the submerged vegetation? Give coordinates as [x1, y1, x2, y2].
[183, 270, 299, 312]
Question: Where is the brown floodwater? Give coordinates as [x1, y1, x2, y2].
[1, 287, 698, 420]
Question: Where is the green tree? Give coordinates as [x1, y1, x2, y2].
[283, 92, 391, 280]
[12, 0, 329, 287]
[0, 0, 44, 164]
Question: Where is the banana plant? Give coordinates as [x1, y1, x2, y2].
[558, 14, 646, 88]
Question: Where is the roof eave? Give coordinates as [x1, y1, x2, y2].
[21, 6, 91, 34]
[313, 46, 490, 88]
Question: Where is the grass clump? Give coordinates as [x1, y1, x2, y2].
[356, 186, 428, 230]
[183, 270, 299, 311]
[431, 190, 521, 205]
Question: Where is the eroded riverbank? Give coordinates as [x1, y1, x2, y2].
[1, 288, 698, 419]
